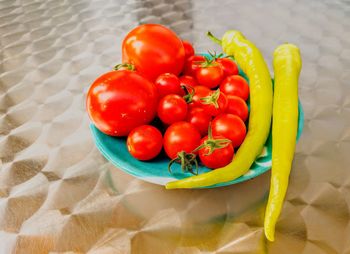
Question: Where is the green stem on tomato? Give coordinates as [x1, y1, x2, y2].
[114, 63, 136, 71]
[168, 151, 199, 175]
[200, 89, 221, 109]
[193, 123, 231, 156]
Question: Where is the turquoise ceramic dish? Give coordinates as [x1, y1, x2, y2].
[90, 54, 304, 188]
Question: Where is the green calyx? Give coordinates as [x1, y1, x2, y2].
[200, 89, 221, 109]
[114, 63, 136, 71]
[168, 151, 199, 175]
[182, 85, 195, 103]
[193, 123, 231, 156]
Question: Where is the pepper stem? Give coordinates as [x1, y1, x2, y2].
[207, 31, 222, 45]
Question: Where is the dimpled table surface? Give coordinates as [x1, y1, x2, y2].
[1, 0, 350, 253]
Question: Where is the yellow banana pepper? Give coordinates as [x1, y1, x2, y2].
[165, 31, 273, 189]
[264, 44, 302, 241]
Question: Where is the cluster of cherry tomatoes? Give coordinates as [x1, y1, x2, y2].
[87, 24, 250, 172]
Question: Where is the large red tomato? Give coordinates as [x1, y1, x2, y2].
[122, 24, 185, 81]
[86, 70, 158, 136]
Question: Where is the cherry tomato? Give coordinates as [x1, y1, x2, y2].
[158, 94, 188, 125]
[122, 24, 185, 81]
[220, 75, 250, 101]
[199, 89, 228, 116]
[196, 62, 224, 89]
[182, 40, 195, 59]
[226, 95, 249, 121]
[198, 135, 234, 169]
[184, 55, 206, 76]
[179, 75, 198, 92]
[86, 70, 158, 136]
[188, 85, 211, 109]
[127, 125, 163, 160]
[216, 58, 239, 77]
[212, 113, 246, 147]
[186, 107, 211, 136]
[155, 73, 185, 98]
[164, 122, 201, 159]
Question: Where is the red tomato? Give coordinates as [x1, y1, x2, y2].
[198, 135, 234, 169]
[182, 40, 195, 59]
[86, 70, 158, 136]
[226, 95, 249, 121]
[164, 122, 201, 159]
[212, 113, 246, 147]
[216, 58, 239, 77]
[220, 75, 250, 101]
[196, 62, 224, 89]
[122, 24, 185, 81]
[184, 55, 206, 76]
[127, 125, 163, 160]
[188, 85, 211, 109]
[155, 73, 185, 98]
[179, 75, 198, 92]
[186, 107, 211, 136]
[158, 94, 188, 125]
[200, 89, 228, 116]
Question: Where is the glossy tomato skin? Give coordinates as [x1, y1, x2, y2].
[196, 63, 224, 89]
[188, 85, 211, 109]
[200, 90, 228, 116]
[220, 75, 250, 101]
[122, 24, 185, 81]
[158, 94, 188, 125]
[212, 113, 246, 148]
[164, 122, 201, 159]
[155, 73, 184, 98]
[182, 40, 195, 59]
[226, 95, 249, 121]
[216, 58, 239, 77]
[86, 70, 158, 136]
[127, 125, 163, 160]
[186, 107, 211, 136]
[184, 55, 206, 76]
[198, 135, 234, 169]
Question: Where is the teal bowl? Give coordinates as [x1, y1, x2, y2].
[90, 55, 304, 188]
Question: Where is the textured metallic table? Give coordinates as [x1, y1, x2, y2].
[1, 0, 350, 253]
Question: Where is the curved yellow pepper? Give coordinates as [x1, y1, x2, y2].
[264, 44, 301, 241]
[165, 30, 273, 189]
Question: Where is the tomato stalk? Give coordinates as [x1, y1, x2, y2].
[114, 63, 136, 71]
[200, 89, 221, 109]
[168, 151, 199, 175]
[193, 124, 231, 155]
[182, 85, 195, 103]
